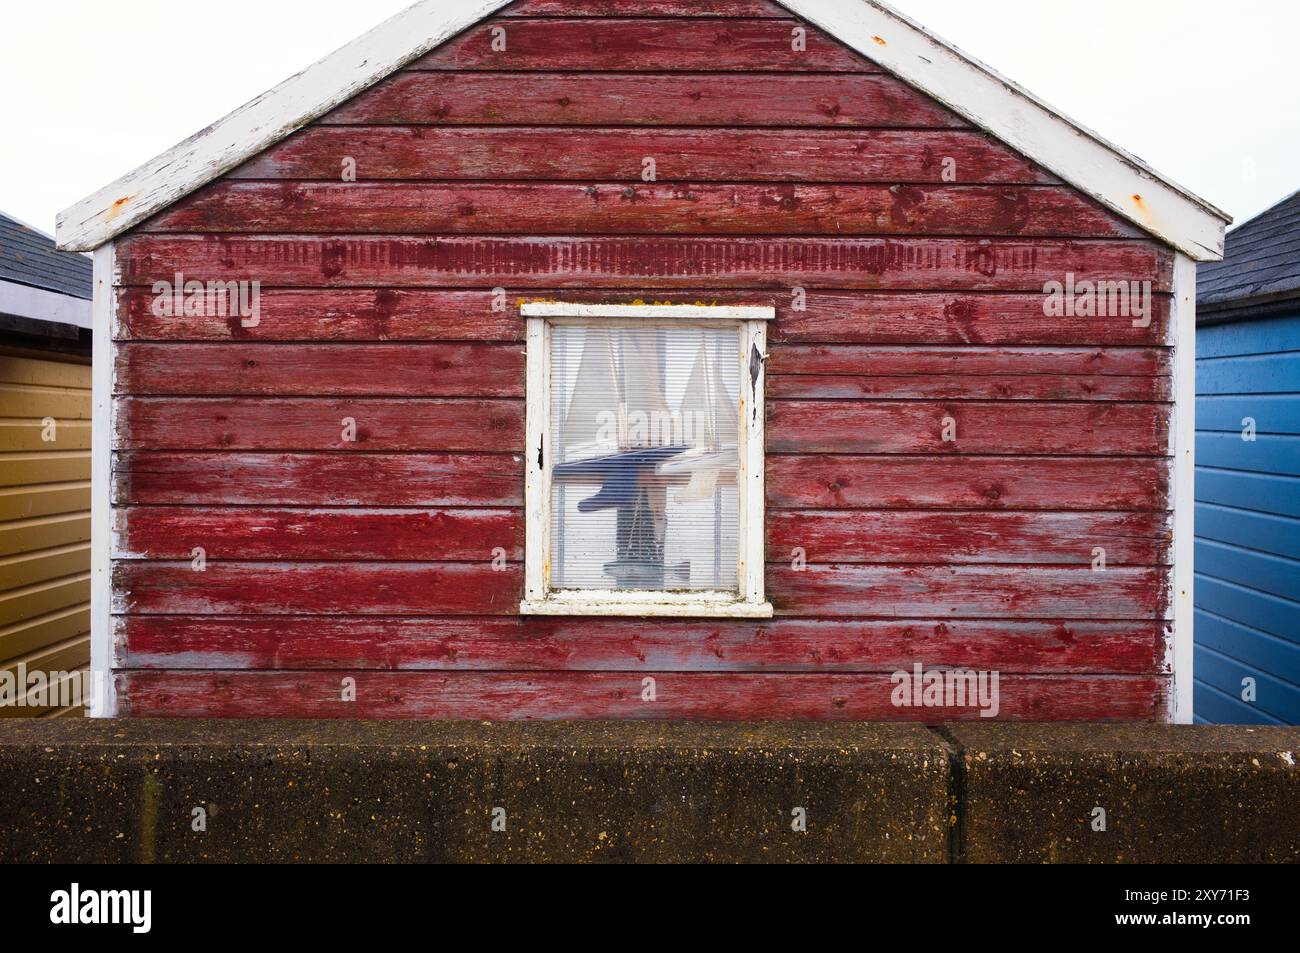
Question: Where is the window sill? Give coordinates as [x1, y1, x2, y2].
[519, 600, 775, 620]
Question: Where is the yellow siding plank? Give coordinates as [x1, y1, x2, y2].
[1, 667, 91, 719]
[0, 356, 91, 389]
[0, 575, 91, 627]
[0, 544, 92, 592]
[0, 604, 90, 665]
[0, 384, 93, 420]
[0, 453, 91, 488]
[0, 513, 91, 558]
[0, 420, 93, 452]
[0, 483, 91, 521]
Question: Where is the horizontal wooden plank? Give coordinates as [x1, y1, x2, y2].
[1196, 538, 1300, 606]
[114, 508, 1169, 567]
[2, 668, 90, 720]
[113, 453, 524, 506]
[116, 288, 526, 342]
[1197, 432, 1300, 477]
[115, 508, 524, 561]
[118, 345, 1168, 401]
[117, 236, 1171, 292]
[2, 634, 90, 684]
[1195, 645, 1300, 724]
[767, 565, 1166, 620]
[769, 373, 1169, 402]
[767, 511, 1171, 566]
[0, 356, 91, 389]
[1198, 396, 1300, 435]
[116, 671, 1165, 721]
[1197, 610, 1300, 687]
[0, 605, 90, 668]
[0, 421, 91, 453]
[1196, 502, 1300, 562]
[116, 288, 1170, 346]
[503, 0, 791, 16]
[0, 575, 90, 628]
[1196, 575, 1298, 645]
[1, 665, 89, 717]
[116, 344, 525, 397]
[1196, 468, 1300, 521]
[233, 128, 1056, 184]
[0, 385, 92, 419]
[0, 544, 91, 592]
[768, 456, 1169, 511]
[116, 615, 1166, 674]
[410, 18, 873, 71]
[1197, 354, 1300, 396]
[148, 182, 1136, 238]
[768, 345, 1171, 401]
[113, 562, 522, 616]
[0, 452, 91, 488]
[771, 346, 1170, 378]
[1198, 312, 1300, 360]
[114, 399, 524, 451]
[0, 514, 91, 558]
[768, 401, 1168, 455]
[0, 483, 91, 522]
[326, 72, 954, 127]
[111, 560, 1164, 620]
[772, 291, 1171, 346]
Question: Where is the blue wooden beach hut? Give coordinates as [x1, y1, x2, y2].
[1195, 190, 1300, 724]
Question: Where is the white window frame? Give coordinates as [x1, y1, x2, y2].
[520, 303, 774, 619]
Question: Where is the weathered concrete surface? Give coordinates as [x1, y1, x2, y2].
[947, 724, 1300, 864]
[0, 721, 949, 864]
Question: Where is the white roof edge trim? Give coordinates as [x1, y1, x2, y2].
[780, 0, 1229, 261]
[55, 0, 514, 252]
[59, 0, 1229, 261]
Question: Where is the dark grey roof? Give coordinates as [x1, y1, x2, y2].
[1199, 189, 1300, 318]
[0, 211, 92, 299]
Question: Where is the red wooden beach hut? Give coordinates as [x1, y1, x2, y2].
[57, 0, 1229, 722]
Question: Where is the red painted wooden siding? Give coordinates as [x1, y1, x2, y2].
[113, 1, 1174, 721]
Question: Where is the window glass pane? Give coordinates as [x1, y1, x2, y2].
[550, 323, 741, 594]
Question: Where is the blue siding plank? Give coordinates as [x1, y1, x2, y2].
[1194, 644, 1300, 723]
[1195, 539, 1300, 603]
[1196, 502, 1300, 560]
[1193, 679, 1285, 725]
[1195, 575, 1300, 644]
[1196, 354, 1300, 395]
[1198, 311, 1300, 359]
[1197, 434, 1300, 475]
[1196, 608, 1300, 682]
[1196, 397, 1300, 433]
[1196, 468, 1300, 517]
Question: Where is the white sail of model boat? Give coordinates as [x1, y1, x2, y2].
[560, 327, 621, 458]
[667, 340, 739, 503]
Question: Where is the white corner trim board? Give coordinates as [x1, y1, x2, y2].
[58, 0, 1227, 261]
[88, 244, 118, 718]
[779, 0, 1230, 261]
[56, 0, 515, 252]
[1168, 253, 1197, 724]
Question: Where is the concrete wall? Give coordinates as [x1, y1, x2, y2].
[0, 721, 1296, 863]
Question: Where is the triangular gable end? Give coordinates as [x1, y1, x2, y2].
[57, 0, 1230, 259]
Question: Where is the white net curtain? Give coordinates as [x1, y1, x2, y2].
[550, 324, 742, 594]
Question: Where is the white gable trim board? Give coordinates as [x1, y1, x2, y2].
[57, 0, 1229, 259]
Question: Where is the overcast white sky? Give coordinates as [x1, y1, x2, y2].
[1, 0, 1296, 239]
